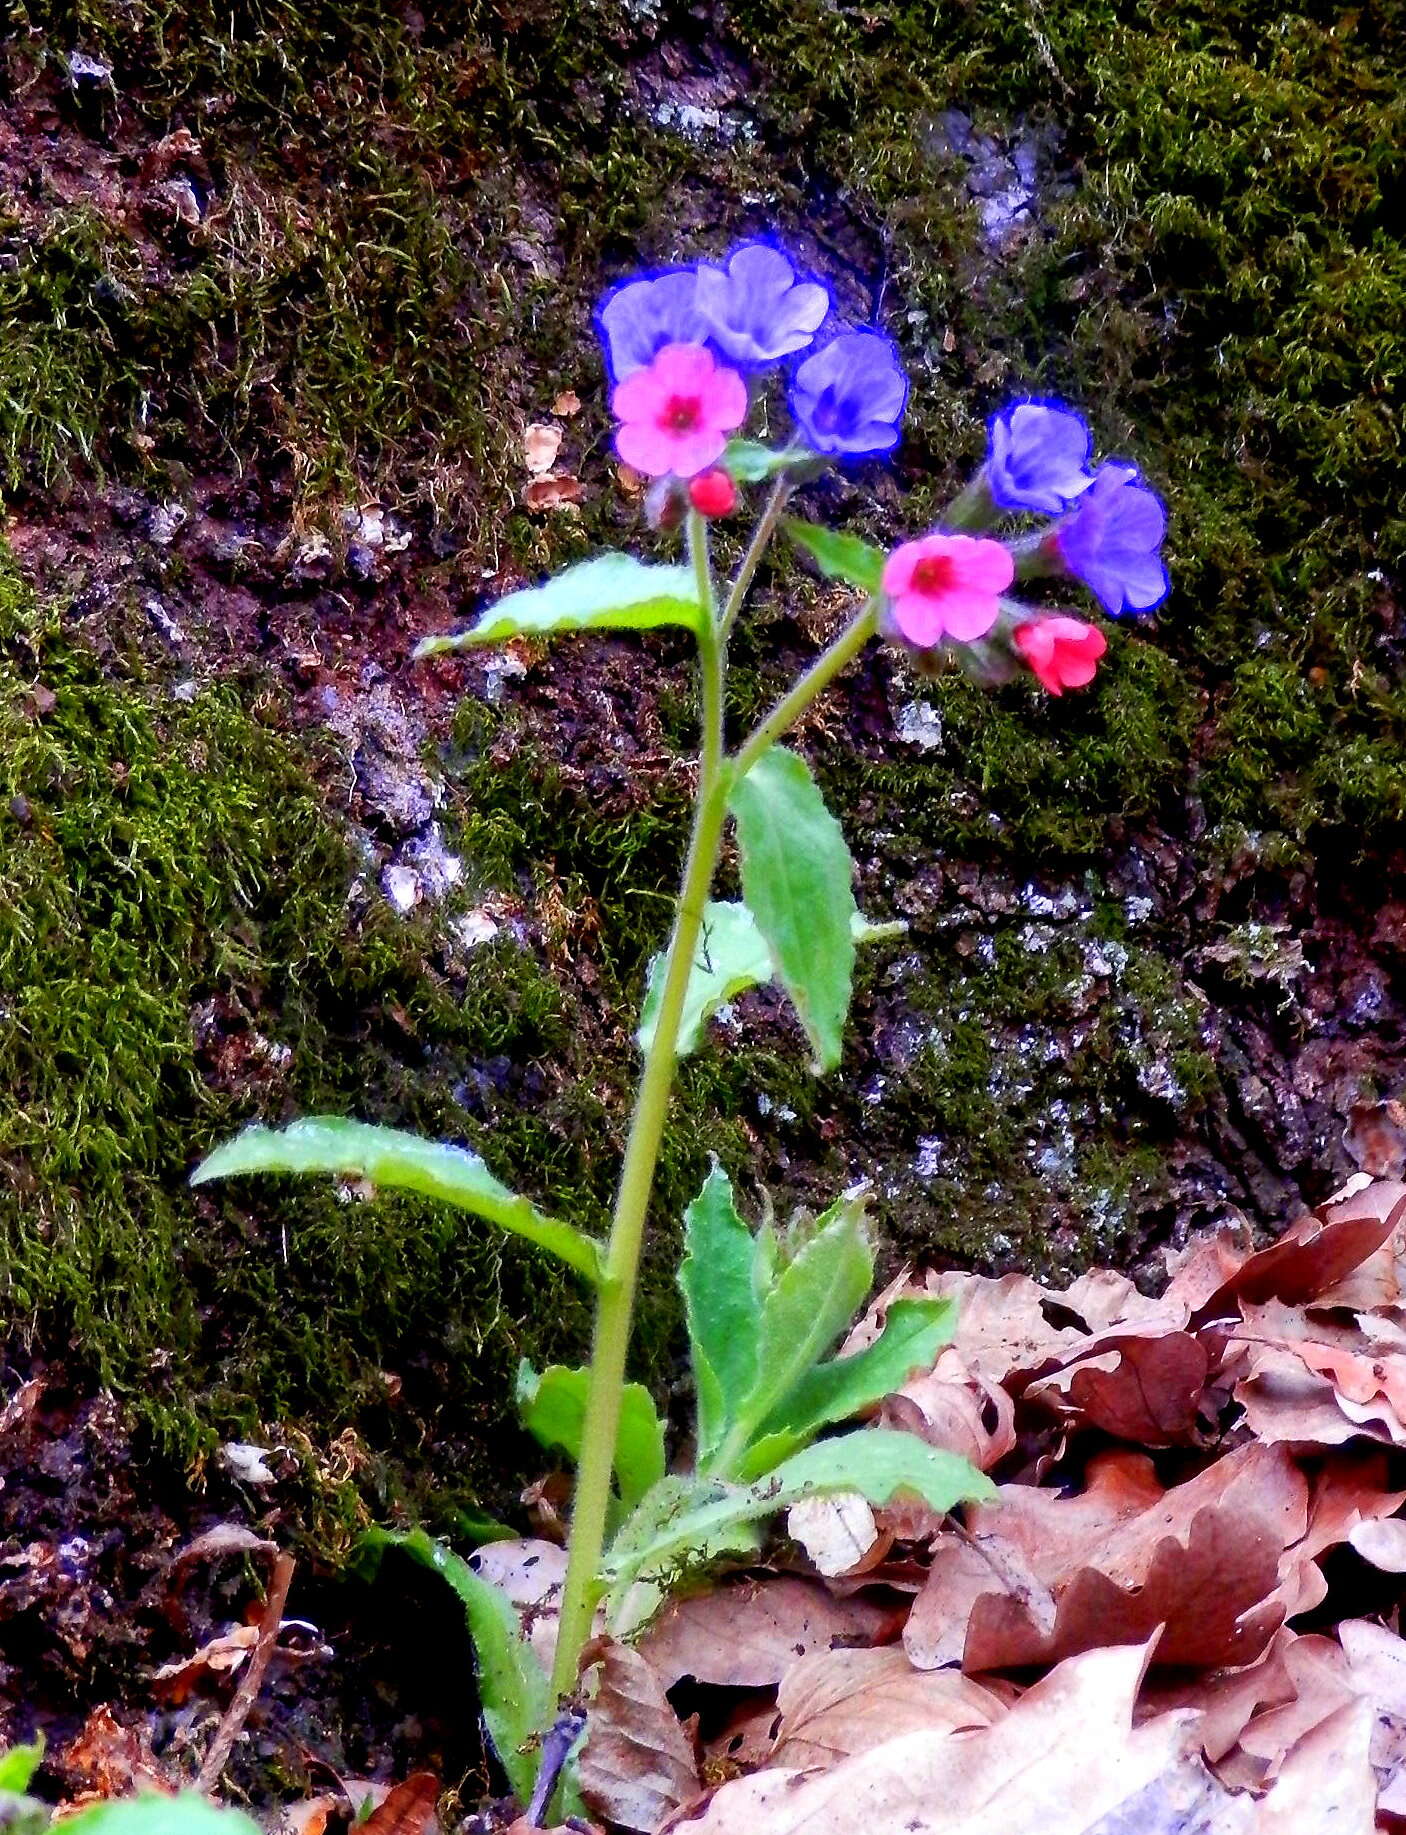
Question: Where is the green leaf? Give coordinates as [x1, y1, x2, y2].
[61, 1798, 261, 1834]
[636, 901, 772, 1057]
[607, 1430, 992, 1590]
[515, 1361, 666, 1514]
[722, 439, 805, 483]
[0, 1741, 43, 1793]
[679, 1163, 763, 1465]
[192, 1117, 602, 1283]
[361, 1527, 552, 1804]
[784, 519, 885, 594]
[413, 555, 703, 656]
[638, 903, 906, 1060]
[728, 746, 858, 1072]
[707, 1190, 873, 1475]
[602, 1474, 764, 1632]
[738, 1297, 957, 1479]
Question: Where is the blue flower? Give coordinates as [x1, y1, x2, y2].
[1054, 460, 1169, 616]
[694, 242, 830, 367]
[788, 330, 908, 458]
[596, 268, 708, 382]
[987, 399, 1094, 515]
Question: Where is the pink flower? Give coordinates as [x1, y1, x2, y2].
[1014, 616, 1108, 695]
[611, 343, 747, 478]
[881, 533, 1014, 646]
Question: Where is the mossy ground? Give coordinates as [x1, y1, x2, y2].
[1, 0, 1404, 1515]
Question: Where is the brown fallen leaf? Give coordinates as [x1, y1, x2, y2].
[785, 1492, 887, 1577]
[60, 1705, 165, 1800]
[771, 1646, 1007, 1769]
[150, 1623, 260, 1703]
[1137, 1627, 1301, 1765]
[662, 1639, 1233, 1835]
[1025, 1331, 1210, 1446]
[1230, 1297, 1406, 1446]
[360, 1772, 442, 1835]
[551, 390, 582, 417]
[470, 1539, 569, 1674]
[1194, 1197, 1404, 1324]
[1232, 1634, 1354, 1787]
[638, 1576, 890, 1691]
[881, 1346, 1017, 1471]
[523, 475, 584, 511]
[1253, 1696, 1377, 1833]
[1311, 1180, 1406, 1309]
[578, 1642, 700, 1834]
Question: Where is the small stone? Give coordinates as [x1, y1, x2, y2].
[222, 1442, 277, 1486]
[146, 501, 188, 546]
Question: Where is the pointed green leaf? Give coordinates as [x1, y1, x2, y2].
[638, 903, 907, 1060]
[414, 555, 702, 656]
[680, 1164, 763, 1463]
[784, 519, 885, 594]
[361, 1527, 554, 1804]
[515, 1361, 666, 1513]
[722, 439, 805, 483]
[0, 1741, 43, 1794]
[707, 1190, 873, 1474]
[606, 1430, 992, 1589]
[61, 1800, 261, 1835]
[738, 1297, 957, 1479]
[636, 901, 773, 1057]
[192, 1117, 602, 1283]
[728, 746, 858, 1072]
[602, 1474, 764, 1634]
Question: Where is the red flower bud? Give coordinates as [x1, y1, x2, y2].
[687, 468, 738, 518]
[1013, 616, 1107, 695]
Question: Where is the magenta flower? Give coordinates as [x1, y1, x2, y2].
[695, 243, 830, 367]
[597, 270, 708, 382]
[1014, 616, 1108, 695]
[882, 533, 1014, 646]
[1053, 460, 1169, 616]
[788, 330, 908, 458]
[611, 343, 748, 479]
[987, 400, 1093, 514]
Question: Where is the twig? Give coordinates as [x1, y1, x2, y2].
[195, 1549, 296, 1793]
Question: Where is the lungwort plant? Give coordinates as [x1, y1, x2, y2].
[194, 240, 1169, 1810]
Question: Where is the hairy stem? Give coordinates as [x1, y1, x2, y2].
[717, 474, 793, 641]
[549, 511, 728, 1702]
[733, 595, 880, 781]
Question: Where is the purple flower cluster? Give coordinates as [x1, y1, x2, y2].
[597, 242, 909, 464]
[978, 400, 1169, 618]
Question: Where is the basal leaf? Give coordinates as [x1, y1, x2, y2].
[0, 1741, 42, 1794]
[738, 1297, 958, 1479]
[701, 1191, 873, 1478]
[61, 1799, 261, 1834]
[784, 519, 886, 594]
[728, 746, 858, 1072]
[192, 1117, 602, 1283]
[414, 555, 702, 655]
[362, 1528, 552, 1804]
[638, 904, 906, 1060]
[680, 1164, 762, 1465]
[515, 1361, 666, 1513]
[608, 1430, 992, 1589]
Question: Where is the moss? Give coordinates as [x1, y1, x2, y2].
[0, 553, 637, 1536]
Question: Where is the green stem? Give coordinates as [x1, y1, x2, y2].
[549, 512, 728, 1703]
[733, 596, 880, 781]
[717, 475, 793, 641]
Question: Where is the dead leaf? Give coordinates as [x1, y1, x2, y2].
[1137, 1628, 1301, 1764]
[150, 1624, 260, 1703]
[771, 1646, 1007, 1769]
[469, 1539, 569, 1674]
[1347, 1516, 1406, 1570]
[1312, 1180, 1406, 1310]
[1254, 1696, 1377, 1833]
[551, 390, 582, 416]
[638, 1576, 890, 1691]
[60, 1705, 165, 1798]
[663, 1639, 1233, 1835]
[1344, 1102, 1406, 1181]
[786, 1493, 886, 1577]
[1025, 1331, 1210, 1445]
[360, 1772, 442, 1835]
[1194, 1198, 1404, 1323]
[578, 1642, 700, 1833]
[523, 423, 564, 474]
[523, 475, 584, 511]
[880, 1347, 1017, 1471]
[1230, 1296, 1406, 1446]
